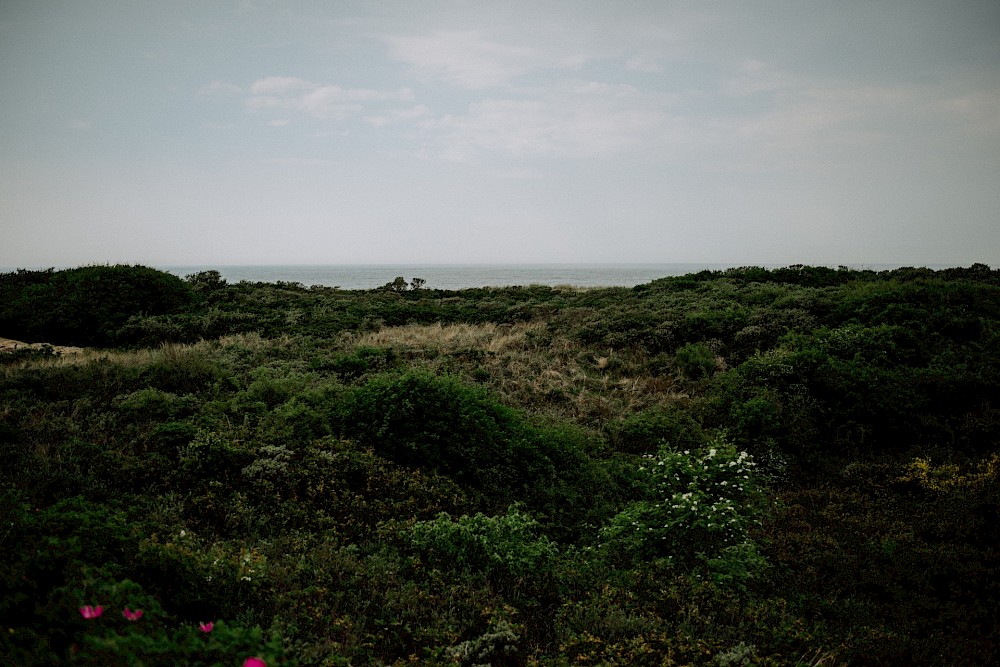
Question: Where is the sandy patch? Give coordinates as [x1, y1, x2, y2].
[0, 337, 85, 356]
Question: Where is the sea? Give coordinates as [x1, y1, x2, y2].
[2, 263, 941, 291]
[156, 263, 924, 291]
[155, 263, 777, 290]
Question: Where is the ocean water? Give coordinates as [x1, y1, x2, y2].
[158, 263, 760, 290]
[3, 262, 940, 291]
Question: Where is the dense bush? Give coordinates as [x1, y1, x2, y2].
[599, 440, 768, 585]
[410, 505, 558, 588]
[338, 371, 535, 487]
[0, 265, 195, 347]
[605, 403, 708, 455]
[675, 341, 718, 379]
[2, 265, 998, 665]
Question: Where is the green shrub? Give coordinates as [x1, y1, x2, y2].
[445, 619, 523, 667]
[150, 421, 198, 450]
[140, 347, 225, 395]
[256, 437, 472, 542]
[64, 575, 287, 667]
[0, 265, 195, 347]
[339, 371, 537, 490]
[3, 265, 998, 665]
[411, 505, 558, 581]
[676, 342, 718, 380]
[176, 429, 252, 494]
[607, 404, 708, 455]
[600, 439, 768, 585]
[113, 388, 197, 422]
[185, 269, 227, 292]
[338, 371, 615, 537]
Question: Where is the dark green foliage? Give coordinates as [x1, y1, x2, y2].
[0, 265, 195, 347]
[339, 371, 531, 487]
[606, 403, 708, 454]
[380, 276, 410, 292]
[762, 473, 1000, 664]
[410, 505, 558, 587]
[2, 264, 999, 665]
[322, 345, 396, 379]
[675, 341, 717, 379]
[185, 269, 227, 292]
[336, 371, 615, 535]
[0, 344, 59, 365]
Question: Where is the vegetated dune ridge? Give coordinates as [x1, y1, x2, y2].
[1, 263, 999, 666]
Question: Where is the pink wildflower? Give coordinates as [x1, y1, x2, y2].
[243, 658, 267, 667]
[199, 621, 214, 633]
[122, 608, 143, 621]
[79, 605, 104, 619]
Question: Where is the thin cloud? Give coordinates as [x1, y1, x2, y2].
[249, 77, 311, 95]
[364, 104, 431, 127]
[711, 79, 993, 173]
[245, 77, 413, 120]
[933, 89, 1000, 137]
[199, 80, 243, 96]
[723, 60, 795, 96]
[408, 59, 997, 177]
[262, 157, 334, 168]
[383, 30, 545, 89]
[421, 82, 671, 161]
[625, 53, 665, 73]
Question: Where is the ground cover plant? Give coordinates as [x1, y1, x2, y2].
[1, 263, 998, 665]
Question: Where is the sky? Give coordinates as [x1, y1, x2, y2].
[2, 0, 999, 267]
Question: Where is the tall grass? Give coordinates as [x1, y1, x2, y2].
[343, 321, 686, 424]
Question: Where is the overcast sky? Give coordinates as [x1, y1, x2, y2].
[2, 1, 999, 267]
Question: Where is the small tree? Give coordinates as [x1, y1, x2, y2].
[381, 276, 409, 292]
[185, 270, 226, 292]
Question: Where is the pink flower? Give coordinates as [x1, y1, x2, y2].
[79, 605, 104, 619]
[243, 658, 267, 667]
[199, 621, 214, 633]
[122, 608, 143, 621]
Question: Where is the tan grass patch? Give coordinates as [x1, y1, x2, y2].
[345, 321, 689, 423]
[0, 332, 275, 370]
[0, 337, 84, 356]
[347, 321, 546, 353]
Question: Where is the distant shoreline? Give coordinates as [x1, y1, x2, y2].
[159, 262, 958, 291]
[1, 262, 969, 291]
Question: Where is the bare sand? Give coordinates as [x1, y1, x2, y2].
[0, 337, 84, 355]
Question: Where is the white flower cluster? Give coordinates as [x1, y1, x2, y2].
[638, 440, 759, 551]
[600, 437, 767, 571]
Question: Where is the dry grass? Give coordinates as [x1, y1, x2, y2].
[0, 332, 277, 371]
[346, 320, 547, 354]
[3, 323, 686, 425]
[345, 321, 686, 423]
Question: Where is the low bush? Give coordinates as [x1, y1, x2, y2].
[607, 404, 708, 455]
[600, 439, 768, 586]
[410, 505, 558, 587]
[0, 265, 195, 347]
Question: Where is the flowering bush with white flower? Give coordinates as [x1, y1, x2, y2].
[600, 438, 768, 584]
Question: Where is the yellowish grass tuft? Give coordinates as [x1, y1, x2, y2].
[347, 321, 547, 353]
[342, 320, 686, 424]
[0, 332, 276, 371]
